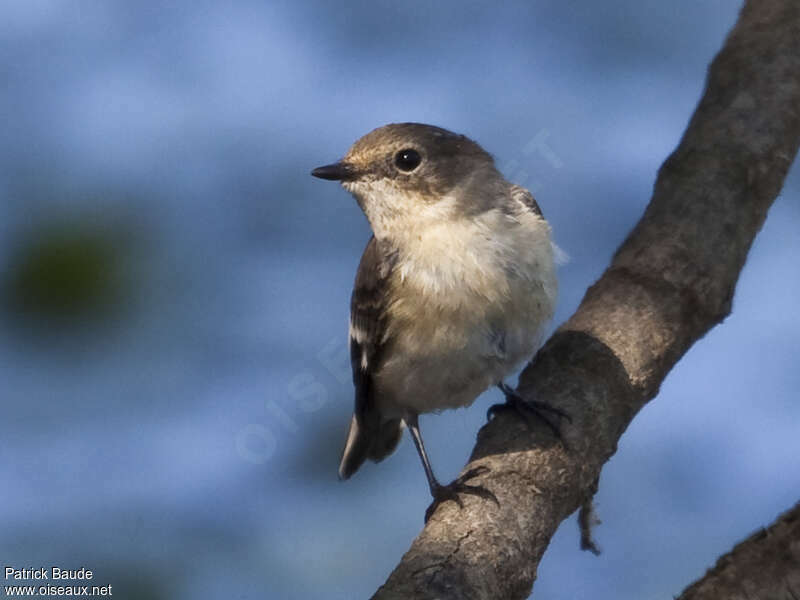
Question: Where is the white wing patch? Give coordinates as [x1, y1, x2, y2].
[349, 323, 367, 344]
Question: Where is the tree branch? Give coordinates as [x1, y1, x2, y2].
[371, 1, 800, 598]
[676, 502, 800, 600]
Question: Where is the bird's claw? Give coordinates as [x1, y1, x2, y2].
[488, 383, 572, 440]
[424, 465, 499, 522]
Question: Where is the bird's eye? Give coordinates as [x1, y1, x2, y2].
[394, 148, 422, 172]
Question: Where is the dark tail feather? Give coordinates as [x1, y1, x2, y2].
[338, 416, 404, 480]
[368, 418, 404, 461]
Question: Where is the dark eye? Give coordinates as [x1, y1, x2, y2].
[394, 148, 422, 172]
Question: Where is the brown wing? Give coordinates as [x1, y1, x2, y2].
[338, 236, 402, 479]
[510, 184, 543, 218]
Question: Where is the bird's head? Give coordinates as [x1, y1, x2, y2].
[312, 123, 503, 239]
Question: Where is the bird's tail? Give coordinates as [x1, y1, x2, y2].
[338, 415, 404, 480]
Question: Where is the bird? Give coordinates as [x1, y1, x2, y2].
[311, 123, 564, 521]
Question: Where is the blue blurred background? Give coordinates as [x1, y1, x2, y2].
[1, 1, 798, 598]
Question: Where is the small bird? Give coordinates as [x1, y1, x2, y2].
[312, 123, 562, 520]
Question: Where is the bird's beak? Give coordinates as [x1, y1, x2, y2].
[311, 161, 357, 181]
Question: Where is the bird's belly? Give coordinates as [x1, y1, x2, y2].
[375, 355, 504, 417]
[374, 301, 543, 417]
[373, 212, 557, 418]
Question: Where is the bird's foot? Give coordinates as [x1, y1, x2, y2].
[488, 382, 571, 440]
[424, 466, 499, 523]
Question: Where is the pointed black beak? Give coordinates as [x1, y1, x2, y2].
[311, 161, 356, 181]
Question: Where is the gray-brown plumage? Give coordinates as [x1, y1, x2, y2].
[312, 123, 559, 517]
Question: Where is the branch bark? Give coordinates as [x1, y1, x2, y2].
[372, 1, 800, 598]
[676, 502, 800, 600]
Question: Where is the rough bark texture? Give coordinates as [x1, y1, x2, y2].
[372, 1, 800, 598]
[676, 502, 800, 600]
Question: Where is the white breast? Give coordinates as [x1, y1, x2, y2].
[375, 206, 557, 417]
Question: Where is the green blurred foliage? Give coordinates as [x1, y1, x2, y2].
[3, 221, 127, 323]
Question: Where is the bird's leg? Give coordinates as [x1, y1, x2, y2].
[488, 382, 572, 440]
[404, 413, 498, 522]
